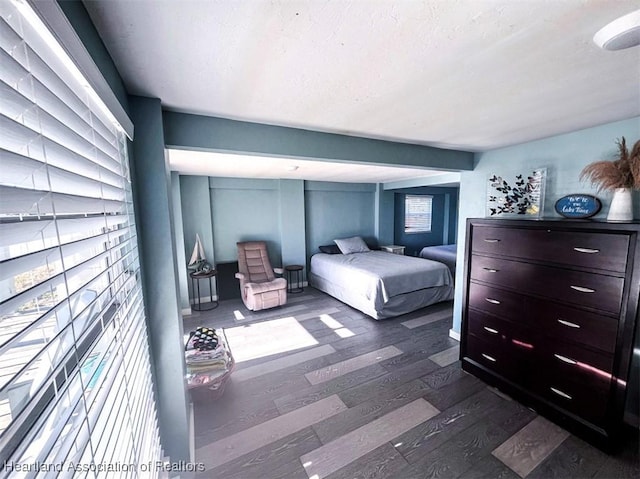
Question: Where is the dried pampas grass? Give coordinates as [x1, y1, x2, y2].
[580, 137, 640, 192]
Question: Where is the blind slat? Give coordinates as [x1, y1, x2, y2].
[1, 1, 160, 471]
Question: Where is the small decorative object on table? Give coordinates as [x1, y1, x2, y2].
[486, 168, 546, 217]
[381, 245, 406, 255]
[188, 233, 213, 274]
[580, 137, 639, 221]
[554, 194, 602, 219]
[185, 327, 234, 399]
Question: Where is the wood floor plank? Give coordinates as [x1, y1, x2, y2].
[300, 398, 440, 479]
[421, 371, 486, 411]
[203, 427, 320, 479]
[305, 345, 403, 385]
[324, 443, 410, 479]
[427, 345, 460, 367]
[526, 436, 609, 479]
[313, 379, 432, 444]
[492, 416, 570, 478]
[197, 394, 348, 469]
[457, 454, 521, 479]
[233, 344, 337, 382]
[401, 309, 453, 329]
[339, 357, 440, 408]
[421, 361, 467, 389]
[275, 364, 389, 415]
[406, 419, 511, 478]
[394, 388, 504, 464]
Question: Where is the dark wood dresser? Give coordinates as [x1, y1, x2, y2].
[461, 218, 640, 449]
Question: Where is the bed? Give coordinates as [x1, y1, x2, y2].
[309, 250, 454, 320]
[419, 244, 457, 277]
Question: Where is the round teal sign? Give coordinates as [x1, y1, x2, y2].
[555, 194, 601, 219]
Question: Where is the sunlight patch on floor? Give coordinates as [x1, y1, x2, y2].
[319, 314, 355, 339]
[233, 310, 246, 320]
[224, 316, 319, 362]
[334, 328, 355, 338]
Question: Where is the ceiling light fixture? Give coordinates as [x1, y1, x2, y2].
[593, 10, 640, 51]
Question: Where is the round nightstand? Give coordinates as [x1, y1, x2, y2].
[284, 265, 304, 294]
[189, 270, 219, 311]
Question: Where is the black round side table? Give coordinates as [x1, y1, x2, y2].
[284, 265, 304, 294]
[190, 270, 219, 311]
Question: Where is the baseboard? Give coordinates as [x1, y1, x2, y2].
[181, 307, 192, 316]
[449, 329, 461, 341]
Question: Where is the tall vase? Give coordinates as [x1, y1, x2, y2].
[607, 188, 633, 222]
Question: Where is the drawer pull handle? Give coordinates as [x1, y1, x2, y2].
[570, 285, 596, 293]
[557, 319, 581, 329]
[483, 267, 499, 273]
[573, 247, 600, 254]
[550, 387, 572, 400]
[483, 326, 499, 334]
[554, 354, 577, 365]
[483, 239, 501, 243]
[482, 353, 497, 362]
[485, 298, 501, 305]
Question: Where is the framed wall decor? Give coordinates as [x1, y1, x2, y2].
[486, 168, 546, 218]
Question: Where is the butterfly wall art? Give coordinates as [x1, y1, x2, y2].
[486, 168, 546, 217]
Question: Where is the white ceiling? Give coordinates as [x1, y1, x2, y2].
[167, 149, 454, 183]
[84, 0, 640, 181]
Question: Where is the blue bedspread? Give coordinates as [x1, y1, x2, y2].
[419, 244, 457, 277]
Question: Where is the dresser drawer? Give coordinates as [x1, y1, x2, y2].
[469, 282, 524, 320]
[466, 334, 514, 379]
[537, 370, 611, 426]
[468, 309, 539, 357]
[530, 298, 619, 353]
[470, 255, 624, 314]
[466, 329, 537, 384]
[472, 226, 629, 273]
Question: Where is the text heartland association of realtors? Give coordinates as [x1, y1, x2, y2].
[2, 460, 206, 473]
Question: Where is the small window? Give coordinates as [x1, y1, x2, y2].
[404, 195, 432, 233]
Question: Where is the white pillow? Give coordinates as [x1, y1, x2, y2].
[334, 236, 371, 254]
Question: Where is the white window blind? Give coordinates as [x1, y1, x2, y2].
[0, 0, 162, 474]
[404, 195, 433, 233]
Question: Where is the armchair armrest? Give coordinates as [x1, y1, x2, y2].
[273, 267, 284, 275]
[235, 272, 245, 280]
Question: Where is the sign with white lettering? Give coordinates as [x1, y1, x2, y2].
[554, 194, 601, 219]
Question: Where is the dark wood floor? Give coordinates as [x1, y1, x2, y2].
[184, 288, 639, 479]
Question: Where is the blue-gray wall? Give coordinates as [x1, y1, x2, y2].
[163, 112, 474, 171]
[128, 96, 190, 462]
[209, 178, 282, 265]
[180, 176, 216, 302]
[392, 186, 459, 256]
[171, 172, 190, 311]
[305, 182, 377, 257]
[176, 177, 378, 308]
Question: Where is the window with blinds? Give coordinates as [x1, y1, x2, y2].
[0, 0, 162, 473]
[404, 195, 433, 233]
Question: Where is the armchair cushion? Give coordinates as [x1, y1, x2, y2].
[245, 277, 287, 295]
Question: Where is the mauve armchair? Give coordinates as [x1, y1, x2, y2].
[235, 241, 287, 311]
